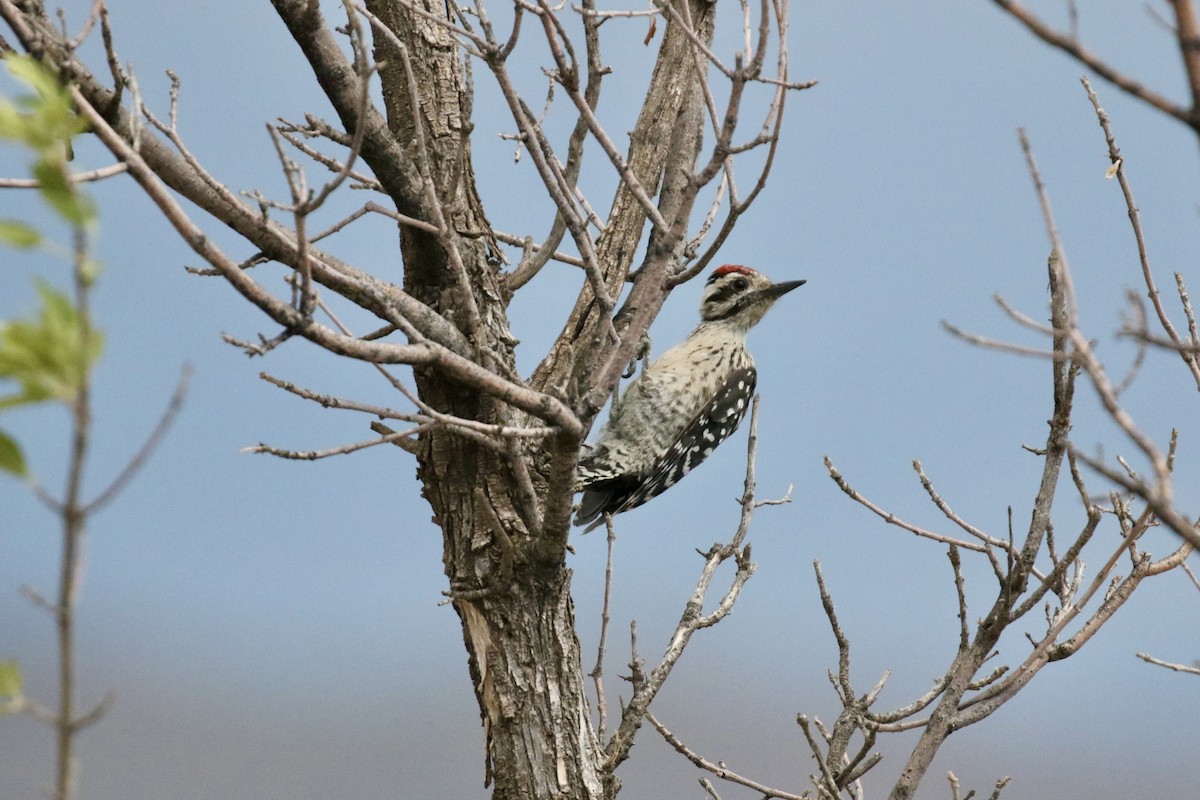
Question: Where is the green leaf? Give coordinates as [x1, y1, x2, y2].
[0, 220, 41, 248]
[6, 56, 84, 129]
[4, 54, 62, 103]
[78, 256, 102, 287]
[0, 101, 26, 140]
[33, 158, 95, 225]
[0, 54, 91, 197]
[0, 659, 22, 701]
[0, 281, 103, 408]
[0, 430, 25, 477]
[0, 55, 73, 151]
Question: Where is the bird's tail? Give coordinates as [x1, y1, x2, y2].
[573, 475, 638, 532]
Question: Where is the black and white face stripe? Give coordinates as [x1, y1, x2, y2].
[701, 269, 769, 322]
[700, 266, 805, 324]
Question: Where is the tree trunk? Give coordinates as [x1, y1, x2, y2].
[365, 2, 603, 797]
[364, 0, 714, 796]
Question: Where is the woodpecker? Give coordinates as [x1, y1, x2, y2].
[574, 265, 805, 531]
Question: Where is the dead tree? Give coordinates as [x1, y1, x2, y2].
[0, 0, 807, 797]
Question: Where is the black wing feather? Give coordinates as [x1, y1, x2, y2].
[616, 366, 757, 516]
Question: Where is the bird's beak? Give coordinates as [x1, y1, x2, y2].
[757, 278, 806, 302]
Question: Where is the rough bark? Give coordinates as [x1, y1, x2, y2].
[357, 0, 717, 796]
[363, 1, 604, 797]
[363, 0, 720, 793]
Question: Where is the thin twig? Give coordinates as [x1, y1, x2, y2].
[588, 516, 617, 738]
[941, 321, 1067, 361]
[646, 712, 807, 800]
[83, 364, 191, 515]
[275, 122, 381, 191]
[797, 714, 841, 798]
[0, 162, 127, 188]
[912, 460, 1011, 552]
[991, 0, 1194, 125]
[243, 427, 428, 460]
[1135, 651, 1200, 675]
[825, 456, 988, 553]
[492, 229, 586, 269]
[535, 0, 668, 234]
[1082, 75, 1200, 390]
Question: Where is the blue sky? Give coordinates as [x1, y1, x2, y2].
[3, 1, 1199, 798]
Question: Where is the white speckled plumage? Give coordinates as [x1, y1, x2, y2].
[574, 265, 804, 530]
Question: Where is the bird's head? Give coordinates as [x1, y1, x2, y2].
[698, 265, 805, 327]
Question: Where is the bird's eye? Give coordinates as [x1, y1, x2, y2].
[732, 277, 749, 291]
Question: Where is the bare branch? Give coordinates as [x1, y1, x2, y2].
[69, 691, 114, 733]
[71, 86, 582, 435]
[647, 712, 807, 800]
[1168, 0, 1200, 116]
[813, 561, 854, 702]
[825, 456, 988, 553]
[361, 200, 442, 235]
[913, 460, 1013, 554]
[940, 320, 1066, 360]
[243, 426, 427, 459]
[1113, 291, 1150, 395]
[0, 162, 128, 188]
[1081, 76, 1200, 389]
[1070, 448, 1200, 549]
[259, 369, 554, 443]
[990, 0, 1195, 127]
[952, 512, 1189, 728]
[797, 713, 841, 798]
[588, 518, 616, 739]
[533, 0, 668, 235]
[83, 363, 192, 515]
[1184, 560, 1200, 592]
[276, 120, 382, 191]
[491, 229, 586, 271]
[1178, 271, 1200, 349]
[1135, 651, 1200, 675]
[271, 0, 429, 208]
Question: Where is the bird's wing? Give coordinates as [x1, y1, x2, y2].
[615, 366, 757, 515]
